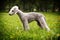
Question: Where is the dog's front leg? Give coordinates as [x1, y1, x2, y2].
[23, 19, 30, 31]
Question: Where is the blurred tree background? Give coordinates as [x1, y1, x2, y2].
[0, 0, 60, 12]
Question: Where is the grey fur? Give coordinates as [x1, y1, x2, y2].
[9, 6, 50, 31]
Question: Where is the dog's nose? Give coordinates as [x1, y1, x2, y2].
[9, 14, 12, 16]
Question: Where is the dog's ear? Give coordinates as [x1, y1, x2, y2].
[13, 8, 18, 14]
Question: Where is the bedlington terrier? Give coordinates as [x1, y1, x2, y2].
[9, 6, 50, 31]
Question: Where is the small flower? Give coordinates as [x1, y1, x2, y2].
[16, 26, 18, 30]
[57, 34, 60, 36]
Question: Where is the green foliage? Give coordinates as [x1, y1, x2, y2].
[0, 12, 60, 40]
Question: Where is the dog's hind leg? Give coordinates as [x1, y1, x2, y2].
[38, 16, 50, 32]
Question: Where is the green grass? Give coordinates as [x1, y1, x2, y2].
[0, 12, 60, 40]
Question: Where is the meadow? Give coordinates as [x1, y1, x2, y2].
[0, 12, 60, 40]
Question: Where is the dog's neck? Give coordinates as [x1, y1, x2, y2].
[17, 9, 24, 20]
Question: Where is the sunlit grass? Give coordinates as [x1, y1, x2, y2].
[0, 12, 60, 40]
